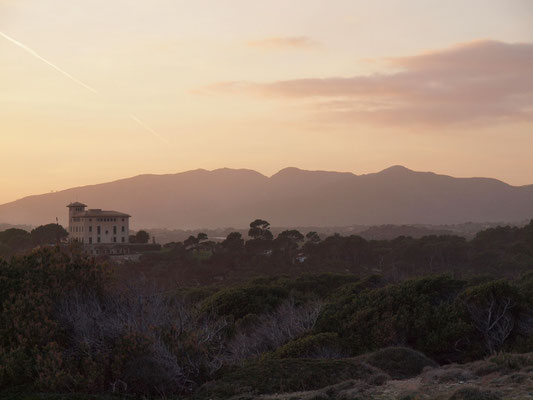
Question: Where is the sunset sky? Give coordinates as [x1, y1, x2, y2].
[1, 0, 532, 204]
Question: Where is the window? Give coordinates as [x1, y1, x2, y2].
[97, 226, 101, 234]
[113, 237, 117, 243]
[89, 226, 92, 233]
[89, 237, 92, 244]
[97, 237, 101, 243]
[121, 237, 125, 243]
[122, 218, 125, 222]
[105, 230, 109, 235]
[121, 226, 125, 232]
[113, 226, 117, 234]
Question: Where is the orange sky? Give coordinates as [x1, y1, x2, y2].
[1, 0, 533, 204]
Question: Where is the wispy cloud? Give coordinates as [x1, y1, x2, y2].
[246, 36, 319, 50]
[210, 40, 533, 126]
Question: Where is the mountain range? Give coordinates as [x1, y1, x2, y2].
[1, 166, 532, 229]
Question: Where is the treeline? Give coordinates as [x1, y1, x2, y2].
[122, 219, 533, 286]
[0, 247, 532, 398]
[0, 223, 68, 258]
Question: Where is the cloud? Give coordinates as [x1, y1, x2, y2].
[210, 40, 533, 126]
[246, 36, 319, 50]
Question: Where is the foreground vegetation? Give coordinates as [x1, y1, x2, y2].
[0, 221, 532, 399]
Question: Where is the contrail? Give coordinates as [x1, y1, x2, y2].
[0, 31, 98, 94]
[129, 114, 169, 143]
[0, 30, 166, 143]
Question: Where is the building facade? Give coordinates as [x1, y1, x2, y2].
[67, 202, 130, 245]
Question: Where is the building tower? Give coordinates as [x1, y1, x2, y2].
[67, 202, 87, 225]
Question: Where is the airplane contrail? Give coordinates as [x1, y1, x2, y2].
[0, 30, 166, 143]
[129, 114, 169, 143]
[0, 31, 98, 94]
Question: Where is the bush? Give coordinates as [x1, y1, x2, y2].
[421, 366, 475, 383]
[0, 247, 106, 389]
[225, 299, 323, 363]
[198, 358, 383, 397]
[359, 347, 437, 379]
[200, 284, 289, 320]
[460, 281, 524, 354]
[55, 284, 231, 396]
[488, 353, 533, 371]
[279, 273, 360, 298]
[315, 276, 474, 363]
[448, 387, 501, 400]
[272, 333, 344, 359]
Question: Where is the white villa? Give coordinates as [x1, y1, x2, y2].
[67, 202, 130, 245]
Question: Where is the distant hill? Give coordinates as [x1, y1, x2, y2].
[0, 166, 532, 229]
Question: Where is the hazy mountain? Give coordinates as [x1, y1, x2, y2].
[0, 166, 532, 229]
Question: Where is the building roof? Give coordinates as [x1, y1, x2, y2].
[73, 209, 131, 218]
[67, 202, 88, 207]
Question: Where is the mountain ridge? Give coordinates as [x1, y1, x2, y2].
[1, 166, 532, 229]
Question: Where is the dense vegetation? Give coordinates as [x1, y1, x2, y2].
[119, 219, 533, 286]
[0, 223, 67, 258]
[0, 220, 532, 399]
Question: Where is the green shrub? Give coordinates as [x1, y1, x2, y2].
[315, 276, 474, 363]
[272, 333, 343, 359]
[198, 358, 383, 397]
[200, 284, 289, 320]
[460, 281, 526, 354]
[0, 247, 106, 389]
[359, 347, 437, 379]
[280, 273, 360, 298]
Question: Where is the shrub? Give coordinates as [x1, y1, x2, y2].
[461, 281, 524, 354]
[489, 353, 533, 371]
[198, 358, 383, 397]
[315, 276, 474, 363]
[225, 299, 323, 363]
[421, 366, 475, 383]
[279, 273, 360, 298]
[0, 247, 106, 389]
[56, 284, 231, 396]
[200, 284, 289, 320]
[448, 387, 501, 400]
[272, 333, 344, 359]
[359, 347, 437, 379]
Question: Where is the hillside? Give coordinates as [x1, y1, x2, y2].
[0, 166, 532, 228]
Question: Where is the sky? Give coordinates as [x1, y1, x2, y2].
[1, 0, 532, 204]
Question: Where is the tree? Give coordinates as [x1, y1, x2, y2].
[273, 230, 304, 263]
[248, 219, 273, 241]
[184, 233, 209, 252]
[31, 223, 68, 245]
[135, 230, 150, 244]
[306, 231, 321, 244]
[184, 235, 199, 250]
[197, 232, 208, 243]
[0, 228, 32, 257]
[221, 232, 245, 253]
